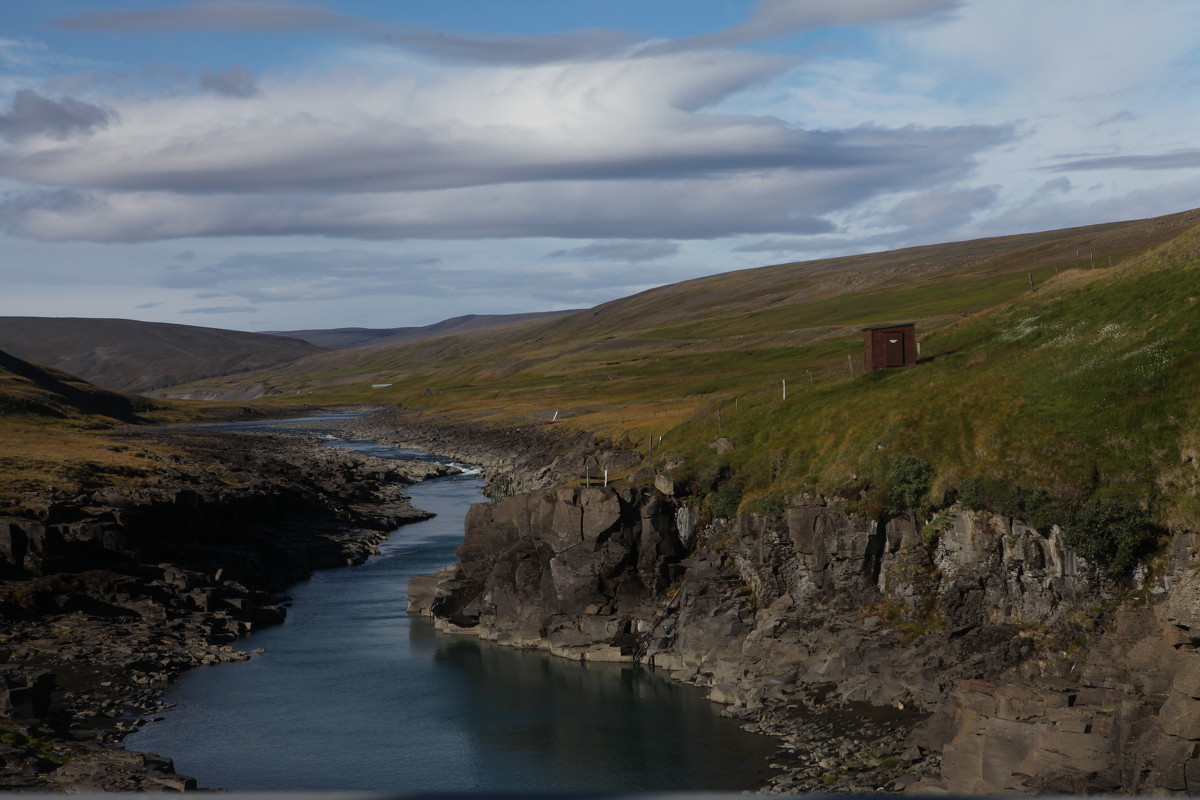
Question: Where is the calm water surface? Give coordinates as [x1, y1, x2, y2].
[125, 421, 776, 791]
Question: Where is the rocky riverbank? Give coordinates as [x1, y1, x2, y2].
[10, 405, 1197, 794]
[341, 407, 644, 498]
[0, 419, 457, 791]
[396, 416, 1200, 795]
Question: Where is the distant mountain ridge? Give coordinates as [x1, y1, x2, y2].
[266, 310, 581, 350]
[0, 317, 326, 395]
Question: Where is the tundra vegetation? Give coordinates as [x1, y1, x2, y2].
[4, 210, 1200, 577]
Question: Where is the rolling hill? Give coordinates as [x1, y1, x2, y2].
[0, 317, 326, 395]
[0, 347, 150, 423]
[156, 207, 1200, 403]
[267, 310, 580, 350]
[151, 207, 1200, 526]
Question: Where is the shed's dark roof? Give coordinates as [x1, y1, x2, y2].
[861, 322, 916, 332]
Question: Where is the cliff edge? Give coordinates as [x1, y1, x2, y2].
[411, 483, 1200, 794]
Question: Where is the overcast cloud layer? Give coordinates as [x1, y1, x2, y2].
[3, 1, 1200, 331]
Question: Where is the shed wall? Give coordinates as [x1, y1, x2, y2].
[863, 324, 917, 371]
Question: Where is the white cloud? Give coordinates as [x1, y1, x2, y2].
[162, 249, 442, 303]
[5, 1, 1200, 332]
[0, 47, 1009, 243]
[648, 0, 964, 53]
[545, 241, 679, 262]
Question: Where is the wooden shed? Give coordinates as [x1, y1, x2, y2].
[863, 323, 917, 371]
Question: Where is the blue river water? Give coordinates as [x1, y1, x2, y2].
[125, 421, 777, 792]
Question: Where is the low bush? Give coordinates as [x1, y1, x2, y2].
[755, 494, 786, 516]
[1061, 498, 1156, 578]
[958, 477, 1155, 578]
[885, 456, 934, 517]
[704, 482, 744, 520]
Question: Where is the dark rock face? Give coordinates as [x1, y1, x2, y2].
[0, 426, 450, 791]
[413, 486, 685, 660]
[414, 482, 1200, 794]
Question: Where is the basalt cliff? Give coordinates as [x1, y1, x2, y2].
[410, 479, 1200, 794]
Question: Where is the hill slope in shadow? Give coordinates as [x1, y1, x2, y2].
[0, 317, 326, 395]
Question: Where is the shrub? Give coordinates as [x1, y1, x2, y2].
[959, 478, 1156, 578]
[958, 476, 985, 509]
[705, 482, 744, 519]
[756, 494, 786, 516]
[1061, 498, 1155, 578]
[885, 456, 934, 517]
[957, 478, 1067, 532]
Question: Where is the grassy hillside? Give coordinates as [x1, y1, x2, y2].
[0, 348, 163, 505]
[22, 209, 1200, 542]
[267, 310, 580, 350]
[0, 348, 152, 423]
[0, 349, 283, 509]
[659, 230, 1200, 532]
[145, 211, 1198, 539]
[0, 317, 326, 395]
[165, 210, 1198, 434]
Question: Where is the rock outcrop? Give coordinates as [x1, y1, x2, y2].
[413, 482, 1200, 794]
[411, 486, 684, 661]
[0, 425, 454, 791]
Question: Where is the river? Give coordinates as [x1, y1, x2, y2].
[124, 421, 777, 792]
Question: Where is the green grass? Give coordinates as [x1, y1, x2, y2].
[24, 210, 1198, 543]
[654, 232, 1200, 531]
[217, 225, 1200, 537]
[642, 269, 1041, 340]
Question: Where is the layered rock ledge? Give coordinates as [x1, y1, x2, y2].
[410, 480, 1200, 794]
[0, 423, 454, 791]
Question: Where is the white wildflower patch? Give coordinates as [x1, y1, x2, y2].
[999, 313, 1044, 342]
[1130, 345, 1172, 380]
[1035, 322, 1075, 350]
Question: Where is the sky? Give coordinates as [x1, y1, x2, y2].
[3, 1, 1200, 333]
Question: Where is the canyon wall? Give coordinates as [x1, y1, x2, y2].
[411, 484, 1200, 794]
